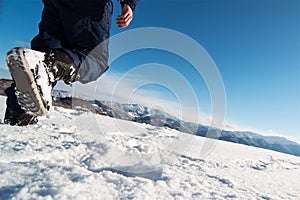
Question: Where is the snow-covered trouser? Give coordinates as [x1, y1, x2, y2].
[31, 0, 112, 84]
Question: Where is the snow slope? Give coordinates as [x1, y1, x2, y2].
[0, 96, 300, 199]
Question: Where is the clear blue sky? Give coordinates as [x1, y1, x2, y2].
[0, 0, 299, 140]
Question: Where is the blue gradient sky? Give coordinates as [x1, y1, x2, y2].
[0, 0, 299, 140]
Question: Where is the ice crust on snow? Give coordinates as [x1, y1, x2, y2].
[0, 96, 300, 199]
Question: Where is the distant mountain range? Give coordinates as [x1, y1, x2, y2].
[51, 90, 300, 157]
[0, 79, 299, 157]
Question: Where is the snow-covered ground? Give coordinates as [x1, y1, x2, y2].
[0, 95, 300, 199]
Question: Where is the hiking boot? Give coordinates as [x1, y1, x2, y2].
[5, 48, 78, 125]
[44, 49, 78, 85]
[4, 107, 38, 126]
[4, 82, 38, 126]
[6, 48, 52, 116]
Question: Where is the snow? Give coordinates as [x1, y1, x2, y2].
[0, 96, 300, 199]
[23, 49, 53, 111]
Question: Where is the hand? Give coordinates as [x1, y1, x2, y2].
[116, 4, 133, 28]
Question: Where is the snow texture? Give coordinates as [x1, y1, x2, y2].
[0, 96, 300, 199]
[23, 49, 52, 111]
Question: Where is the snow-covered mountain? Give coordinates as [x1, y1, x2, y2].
[52, 88, 300, 157]
[0, 95, 300, 199]
[1, 78, 299, 157]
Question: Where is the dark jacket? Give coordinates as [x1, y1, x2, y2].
[121, 0, 139, 11]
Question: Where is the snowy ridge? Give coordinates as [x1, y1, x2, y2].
[0, 79, 299, 157]
[51, 89, 300, 157]
[0, 96, 300, 199]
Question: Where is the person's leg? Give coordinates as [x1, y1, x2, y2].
[31, 0, 66, 51]
[4, 0, 112, 125]
[4, 0, 65, 125]
[5, 46, 79, 121]
[31, 0, 111, 84]
[41, 0, 111, 83]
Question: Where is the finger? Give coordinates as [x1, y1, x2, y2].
[117, 23, 126, 28]
[116, 16, 132, 25]
[116, 22, 128, 28]
[122, 10, 131, 19]
[123, 13, 132, 22]
[117, 15, 132, 24]
[116, 21, 131, 28]
[117, 14, 131, 22]
[116, 21, 130, 28]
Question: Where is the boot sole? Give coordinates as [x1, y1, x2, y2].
[6, 48, 48, 116]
